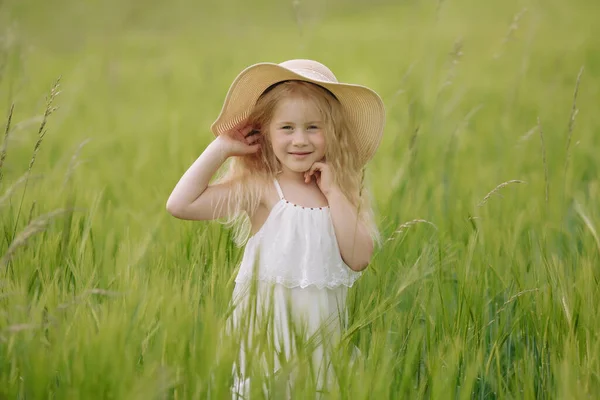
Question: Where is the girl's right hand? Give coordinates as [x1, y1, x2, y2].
[216, 122, 261, 157]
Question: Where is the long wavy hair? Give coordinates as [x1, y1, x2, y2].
[214, 80, 379, 246]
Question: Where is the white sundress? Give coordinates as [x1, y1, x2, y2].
[228, 179, 361, 398]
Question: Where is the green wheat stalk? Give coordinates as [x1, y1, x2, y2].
[10, 77, 60, 242]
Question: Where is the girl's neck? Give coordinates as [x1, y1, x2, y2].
[277, 168, 308, 184]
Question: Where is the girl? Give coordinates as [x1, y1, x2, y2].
[166, 59, 385, 397]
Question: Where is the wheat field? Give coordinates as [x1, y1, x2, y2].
[1, 0, 599, 398]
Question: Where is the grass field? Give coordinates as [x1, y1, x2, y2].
[1, 0, 599, 398]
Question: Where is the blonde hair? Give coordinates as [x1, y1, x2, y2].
[214, 81, 380, 246]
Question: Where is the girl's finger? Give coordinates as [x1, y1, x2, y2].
[312, 161, 326, 171]
[241, 125, 254, 135]
[246, 130, 262, 145]
[234, 120, 252, 133]
[234, 129, 246, 143]
[244, 134, 255, 144]
[244, 143, 261, 154]
[309, 162, 326, 177]
[247, 134, 259, 144]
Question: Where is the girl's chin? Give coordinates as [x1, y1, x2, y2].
[287, 167, 310, 173]
[280, 163, 312, 174]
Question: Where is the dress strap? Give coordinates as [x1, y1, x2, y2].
[273, 179, 285, 200]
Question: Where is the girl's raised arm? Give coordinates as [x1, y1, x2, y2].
[166, 124, 260, 221]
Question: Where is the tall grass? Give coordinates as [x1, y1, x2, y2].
[1, 0, 599, 398]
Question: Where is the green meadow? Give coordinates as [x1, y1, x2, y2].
[1, 0, 599, 397]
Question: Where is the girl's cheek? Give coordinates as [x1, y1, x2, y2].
[317, 134, 326, 148]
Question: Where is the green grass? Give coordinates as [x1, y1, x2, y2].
[1, 0, 599, 398]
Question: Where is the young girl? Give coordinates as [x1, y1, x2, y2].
[166, 59, 385, 397]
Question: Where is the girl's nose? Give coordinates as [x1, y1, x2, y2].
[291, 130, 309, 146]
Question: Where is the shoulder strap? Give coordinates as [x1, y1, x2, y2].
[273, 179, 285, 200]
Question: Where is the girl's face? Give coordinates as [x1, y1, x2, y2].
[268, 95, 326, 174]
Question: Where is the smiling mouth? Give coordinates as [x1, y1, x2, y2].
[289, 152, 312, 155]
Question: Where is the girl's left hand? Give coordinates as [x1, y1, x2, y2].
[304, 162, 338, 197]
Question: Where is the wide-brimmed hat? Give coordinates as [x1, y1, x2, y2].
[211, 59, 386, 166]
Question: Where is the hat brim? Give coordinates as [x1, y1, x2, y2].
[211, 63, 386, 166]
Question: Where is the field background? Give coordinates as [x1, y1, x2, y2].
[1, 0, 599, 398]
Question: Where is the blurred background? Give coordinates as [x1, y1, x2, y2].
[1, 0, 599, 398]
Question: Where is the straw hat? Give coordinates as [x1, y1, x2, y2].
[211, 59, 386, 166]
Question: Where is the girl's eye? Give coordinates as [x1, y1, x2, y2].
[281, 126, 293, 130]
[308, 125, 319, 130]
